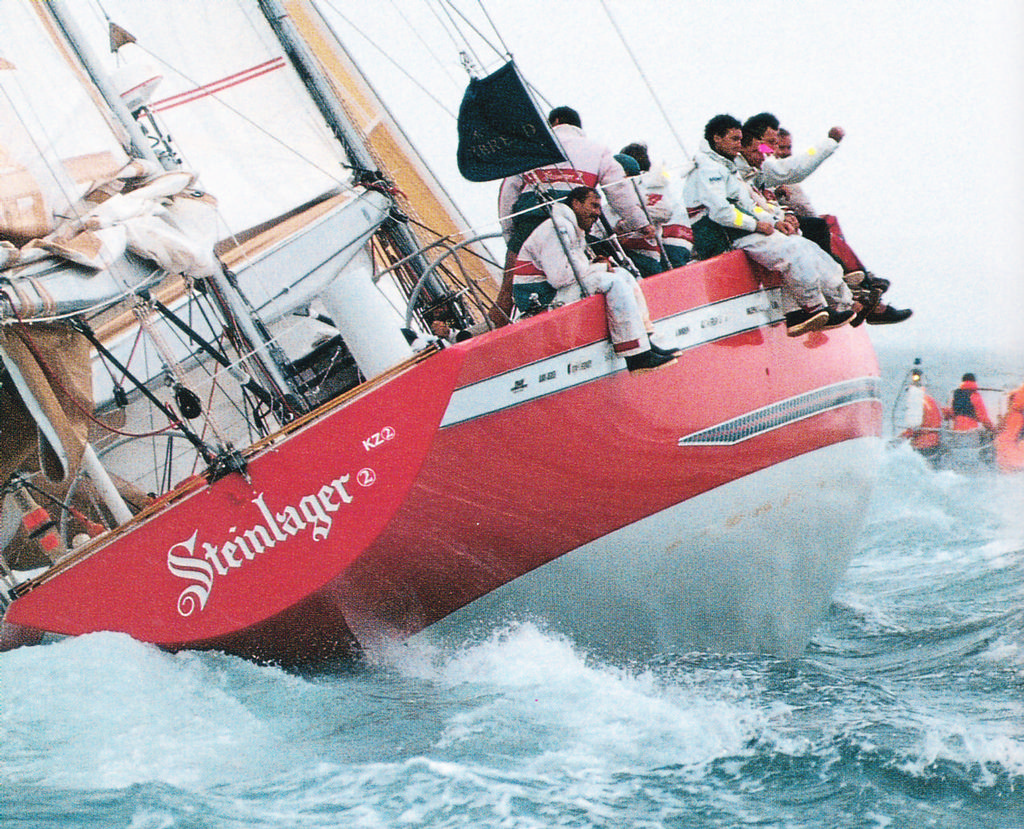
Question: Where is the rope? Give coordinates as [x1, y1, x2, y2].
[6, 310, 181, 440]
[597, 0, 689, 160]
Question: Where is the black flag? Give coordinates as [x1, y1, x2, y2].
[456, 62, 565, 182]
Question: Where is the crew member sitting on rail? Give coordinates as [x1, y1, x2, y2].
[738, 113, 911, 326]
[489, 106, 655, 326]
[684, 114, 855, 337]
[613, 145, 692, 275]
[512, 186, 676, 373]
[944, 373, 995, 432]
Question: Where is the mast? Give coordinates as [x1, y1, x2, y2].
[45, 0, 157, 166]
[256, 0, 429, 277]
[45, 0, 303, 415]
[261, 0, 500, 311]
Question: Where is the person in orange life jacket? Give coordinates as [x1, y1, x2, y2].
[511, 186, 677, 373]
[900, 368, 942, 453]
[489, 107, 656, 327]
[683, 114, 854, 337]
[617, 143, 693, 273]
[995, 381, 1024, 472]
[739, 113, 911, 326]
[943, 373, 995, 432]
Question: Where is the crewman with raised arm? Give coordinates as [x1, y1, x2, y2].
[683, 114, 855, 337]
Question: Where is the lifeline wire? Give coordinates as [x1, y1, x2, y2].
[597, 0, 690, 160]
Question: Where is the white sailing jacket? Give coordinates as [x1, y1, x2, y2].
[498, 124, 646, 240]
[615, 163, 693, 261]
[755, 136, 839, 187]
[512, 202, 650, 355]
[683, 140, 777, 232]
[513, 202, 595, 288]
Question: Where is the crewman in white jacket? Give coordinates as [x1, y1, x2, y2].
[498, 107, 652, 251]
[738, 114, 911, 326]
[613, 145, 693, 275]
[511, 186, 676, 373]
[772, 128, 818, 216]
[489, 107, 655, 327]
[683, 114, 855, 337]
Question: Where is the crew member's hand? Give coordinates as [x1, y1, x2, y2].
[778, 215, 800, 235]
[828, 126, 845, 142]
[639, 223, 657, 241]
[755, 221, 775, 235]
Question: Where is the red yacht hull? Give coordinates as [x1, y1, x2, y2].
[1, 253, 882, 662]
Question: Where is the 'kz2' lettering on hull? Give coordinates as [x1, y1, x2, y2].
[166, 475, 357, 617]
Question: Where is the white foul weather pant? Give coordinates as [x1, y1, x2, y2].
[582, 265, 650, 356]
[735, 232, 853, 313]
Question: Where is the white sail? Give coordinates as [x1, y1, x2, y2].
[66, 0, 354, 239]
[0, 2, 130, 241]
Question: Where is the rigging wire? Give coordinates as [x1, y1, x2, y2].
[474, 0, 512, 58]
[421, 0, 464, 53]
[437, 0, 505, 65]
[386, 0, 464, 92]
[317, 0, 457, 119]
[433, 0, 484, 71]
[597, 0, 690, 160]
[123, 42, 352, 183]
[0, 80, 104, 241]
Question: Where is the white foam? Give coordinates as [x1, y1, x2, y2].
[0, 631, 305, 789]
[373, 621, 767, 775]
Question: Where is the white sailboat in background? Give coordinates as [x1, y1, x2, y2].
[1, 0, 882, 663]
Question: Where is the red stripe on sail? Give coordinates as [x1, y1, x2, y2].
[151, 58, 286, 112]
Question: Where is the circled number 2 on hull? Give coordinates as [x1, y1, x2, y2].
[362, 425, 396, 451]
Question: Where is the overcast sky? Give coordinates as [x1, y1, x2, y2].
[330, 0, 1023, 355]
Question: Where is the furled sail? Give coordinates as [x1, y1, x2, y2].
[0, 2, 130, 243]
[61, 0, 354, 241]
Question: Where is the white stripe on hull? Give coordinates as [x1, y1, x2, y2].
[423, 436, 881, 659]
[440, 288, 783, 427]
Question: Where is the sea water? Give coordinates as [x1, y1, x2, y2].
[2, 347, 1022, 829]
